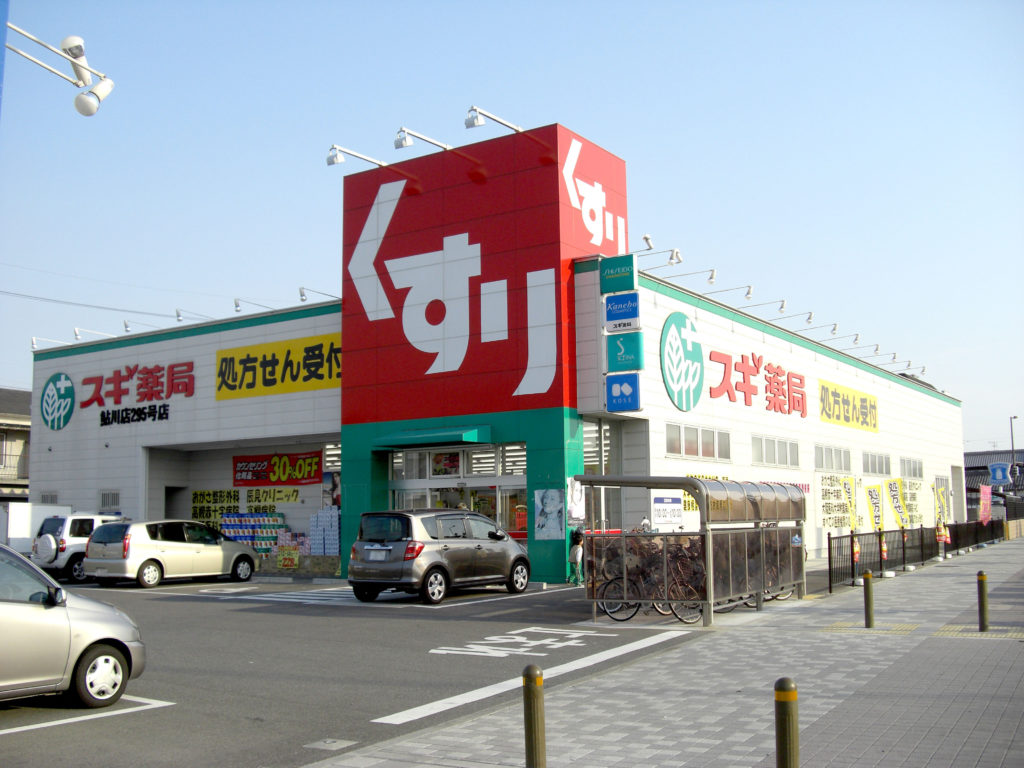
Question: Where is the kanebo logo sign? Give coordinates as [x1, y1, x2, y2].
[563, 139, 627, 253]
[348, 180, 555, 396]
[660, 312, 704, 411]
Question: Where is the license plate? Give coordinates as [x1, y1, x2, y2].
[93, 568, 108, 576]
[366, 549, 388, 562]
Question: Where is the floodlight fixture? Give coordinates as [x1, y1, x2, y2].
[662, 267, 716, 284]
[5, 22, 114, 115]
[465, 105, 523, 132]
[176, 308, 214, 323]
[808, 323, 840, 336]
[326, 144, 388, 167]
[299, 287, 341, 302]
[31, 336, 70, 350]
[706, 285, 754, 300]
[124, 319, 162, 333]
[394, 127, 452, 151]
[642, 234, 654, 250]
[234, 298, 273, 313]
[74, 327, 115, 340]
[861, 351, 897, 362]
[745, 299, 787, 314]
[777, 311, 814, 324]
[830, 333, 860, 345]
[904, 366, 926, 375]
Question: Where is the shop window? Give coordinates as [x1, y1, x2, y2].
[753, 436, 799, 468]
[863, 452, 891, 476]
[668, 424, 730, 460]
[467, 447, 497, 476]
[815, 445, 851, 472]
[502, 444, 527, 476]
[394, 451, 428, 480]
[900, 457, 923, 479]
[431, 451, 460, 477]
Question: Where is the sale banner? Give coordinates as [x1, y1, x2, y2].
[233, 451, 323, 487]
[864, 485, 883, 531]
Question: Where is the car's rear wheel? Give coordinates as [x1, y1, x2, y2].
[420, 568, 448, 604]
[66, 554, 88, 583]
[231, 557, 254, 581]
[136, 560, 163, 588]
[507, 560, 529, 593]
[352, 585, 380, 602]
[72, 644, 127, 708]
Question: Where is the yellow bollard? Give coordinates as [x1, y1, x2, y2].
[774, 677, 799, 768]
[978, 571, 989, 632]
[523, 665, 546, 768]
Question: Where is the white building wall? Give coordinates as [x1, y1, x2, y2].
[30, 305, 341, 520]
[576, 264, 964, 555]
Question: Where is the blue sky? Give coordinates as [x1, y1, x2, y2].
[1, 1, 1021, 449]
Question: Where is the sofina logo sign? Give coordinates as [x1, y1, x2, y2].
[660, 312, 704, 411]
[607, 332, 643, 372]
[41, 372, 76, 430]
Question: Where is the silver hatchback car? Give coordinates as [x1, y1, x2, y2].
[348, 509, 530, 604]
[0, 543, 145, 708]
[85, 519, 259, 588]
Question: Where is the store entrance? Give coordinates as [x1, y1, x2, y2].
[392, 485, 528, 536]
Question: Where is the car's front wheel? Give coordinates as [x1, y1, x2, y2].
[231, 557, 254, 581]
[507, 560, 530, 593]
[420, 568, 448, 604]
[72, 644, 127, 708]
[136, 560, 163, 588]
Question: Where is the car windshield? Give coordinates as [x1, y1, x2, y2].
[90, 523, 131, 544]
[37, 518, 64, 537]
[359, 515, 410, 542]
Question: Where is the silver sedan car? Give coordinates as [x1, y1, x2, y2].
[0, 542, 145, 708]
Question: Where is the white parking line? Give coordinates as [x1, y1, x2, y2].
[0, 695, 175, 735]
[373, 631, 686, 724]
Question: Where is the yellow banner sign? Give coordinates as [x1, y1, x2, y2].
[819, 380, 878, 432]
[216, 334, 341, 400]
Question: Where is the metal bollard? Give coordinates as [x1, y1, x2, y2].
[863, 570, 874, 628]
[978, 571, 989, 632]
[774, 677, 799, 768]
[523, 665, 546, 768]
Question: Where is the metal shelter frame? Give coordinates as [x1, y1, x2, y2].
[572, 475, 808, 626]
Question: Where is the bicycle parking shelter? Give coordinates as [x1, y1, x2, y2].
[574, 475, 807, 626]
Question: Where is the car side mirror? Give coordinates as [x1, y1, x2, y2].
[488, 530, 506, 541]
[48, 586, 66, 607]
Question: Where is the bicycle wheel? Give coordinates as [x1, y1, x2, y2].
[651, 602, 673, 615]
[597, 580, 639, 622]
[713, 601, 738, 613]
[667, 580, 702, 624]
[774, 588, 794, 601]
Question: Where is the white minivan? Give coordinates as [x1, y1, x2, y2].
[86, 519, 259, 588]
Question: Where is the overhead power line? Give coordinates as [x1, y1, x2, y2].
[0, 289, 177, 319]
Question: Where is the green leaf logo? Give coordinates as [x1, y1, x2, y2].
[660, 313, 704, 411]
[41, 373, 76, 430]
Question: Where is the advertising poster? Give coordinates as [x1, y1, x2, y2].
[534, 488, 565, 540]
[864, 485, 883, 531]
[886, 479, 909, 529]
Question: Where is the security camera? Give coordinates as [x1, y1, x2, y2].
[60, 35, 93, 86]
[74, 78, 114, 116]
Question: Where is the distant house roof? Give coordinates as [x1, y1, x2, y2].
[0, 387, 31, 419]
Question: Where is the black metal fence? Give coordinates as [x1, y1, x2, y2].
[827, 521, 1005, 592]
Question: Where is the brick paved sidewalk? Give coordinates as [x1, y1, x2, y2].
[305, 538, 1024, 768]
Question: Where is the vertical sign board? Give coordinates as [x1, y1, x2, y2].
[341, 125, 628, 423]
[606, 332, 643, 372]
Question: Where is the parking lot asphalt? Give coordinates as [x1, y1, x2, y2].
[302, 539, 1024, 768]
